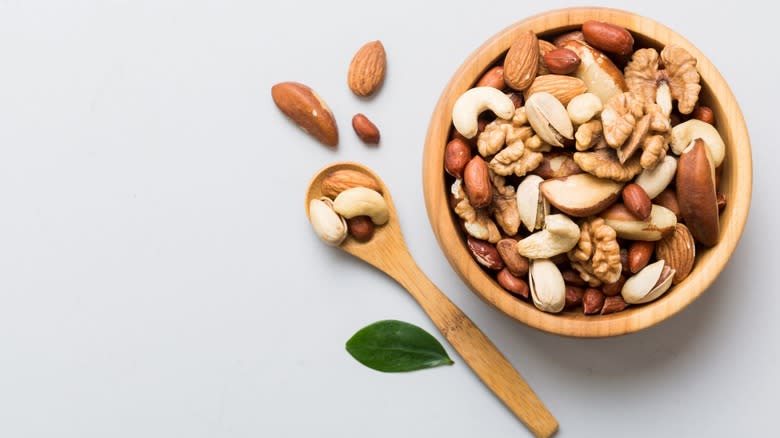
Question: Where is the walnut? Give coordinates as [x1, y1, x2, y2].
[525, 134, 551, 152]
[452, 179, 501, 243]
[573, 148, 642, 182]
[476, 108, 533, 156]
[489, 172, 520, 236]
[575, 120, 603, 151]
[616, 103, 671, 169]
[568, 217, 622, 286]
[625, 46, 701, 115]
[489, 141, 544, 176]
[640, 134, 668, 169]
[601, 92, 643, 148]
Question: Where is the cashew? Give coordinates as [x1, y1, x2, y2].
[670, 119, 725, 167]
[635, 155, 677, 199]
[309, 197, 348, 246]
[566, 92, 603, 125]
[452, 87, 515, 139]
[516, 214, 580, 259]
[621, 260, 675, 304]
[333, 187, 389, 225]
[529, 259, 566, 313]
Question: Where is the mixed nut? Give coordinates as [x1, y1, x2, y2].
[445, 21, 726, 316]
[309, 170, 388, 245]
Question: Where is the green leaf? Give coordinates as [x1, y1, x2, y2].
[345, 320, 454, 372]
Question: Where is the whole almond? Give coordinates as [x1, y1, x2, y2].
[463, 156, 492, 208]
[346, 216, 375, 242]
[497, 238, 529, 277]
[271, 82, 338, 147]
[653, 188, 681, 220]
[565, 285, 585, 309]
[543, 48, 581, 75]
[351, 113, 380, 144]
[628, 241, 655, 274]
[622, 183, 652, 220]
[321, 169, 382, 198]
[476, 66, 505, 89]
[601, 275, 626, 297]
[503, 31, 539, 91]
[525, 75, 587, 106]
[444, 137, 472, 178]
[583, 288, 605, 314]
[601, 295, 628, 315]
[554, 30, 585, 47]
[467, 236, 504, 270]
[497, 268, 529, 298]
[656, 223, 696, 284]
[582, 20, 634, 55]
[347, 40, 386, 97]
[562, 269, 587, 287]
[692, 106, 715, 125]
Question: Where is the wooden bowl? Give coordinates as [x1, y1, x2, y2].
[422, 7, 752, 337]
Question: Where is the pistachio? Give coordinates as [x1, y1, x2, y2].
[309, 197, 348, 246]
[529, 259, 566, 313]
[621, 260, 675, 304]
[525, 92, 574, 147]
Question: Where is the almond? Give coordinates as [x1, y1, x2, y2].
[321, 170, 381, 198]
[628, 241, 655, 274]
[271, 82, 338, 147]
[503, 31, 539, 91]
[582, 21, 634, 55]
[601, 275, 626, 297]
[467, 236, 503, 270]
[351, 114, 380, 144]
[676, 139, 720, 246]
[601, 295, 628, 315]
[346, 216, 375, 242]
[543, 48, 581, 75]
[655, 223, 696, 284]
[476, 66, 505, 89]
[444, 137, 472, 178]
[497, 268, 529, 298]
[583, 288, 605, 314]
[525, 75, 587, 106]
[565, 285, 585, 309]
[347, 40, 386, 96]
[463, 156, 492, 208]
[497, 239, 529, 277]
[622, 183, 652, 220]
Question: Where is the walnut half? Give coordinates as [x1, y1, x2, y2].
[568, 217, 622, 286]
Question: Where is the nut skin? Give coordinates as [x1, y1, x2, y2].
[620, 248, 630, 274]
[321, 170, 381, 198]
[601, 275, 626, 297]
[351, 114, 380, 144]
[347, 40, 386, 97]
[476, 66, 505, 89]
[692, 106, 714, 125]
[507, 92, 524, 109]
[346, 216, 375, 242]
[271, 82, 338, 147]
[653, 188, 682, 220]
[467, 236, 504, 270]
[628, 241, 655, 274]
[496, 239, 529, 277]
[582, 20, 634, 55]
[543, 48, 581, 75]
[601, 295, 628, 315]
[444, 138, 472, 178]
[676, 139, 720, 247]
[463, 156, 493, 208]
[583, 288, 605, 315]
[503, 31, 539, 91]
[565, 286, 585, 309]
[554, 31, 584, 47]
[717, 192, 726, 211]
[531, 152, 582, 179]
[622, 183, 652, 220]
[497, 268, 529, 298]
[563, 269, 587, 287]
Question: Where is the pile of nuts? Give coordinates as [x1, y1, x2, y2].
[445, 21, 725, 315]
[310, 170, 388, 245]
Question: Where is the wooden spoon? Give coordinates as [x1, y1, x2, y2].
[306, 162, 558, 438]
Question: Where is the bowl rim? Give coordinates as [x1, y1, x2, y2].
[422, 7, 753, 337]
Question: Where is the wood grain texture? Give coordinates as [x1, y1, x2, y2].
[422, 7, 752, 337]
[306, 162, 558, 438]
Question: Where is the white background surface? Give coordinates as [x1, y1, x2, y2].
[0, 0, 776, 437]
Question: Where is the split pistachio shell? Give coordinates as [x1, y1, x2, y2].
[516, 214, 580, 259]
[621, 260, 675, 304]
[525, 92, 574, 147]
[635, 155, 677, 199]
[309, 197, 348, 246]
[452, 87, 515, 139]
[529, 259, 566, 313]
[670, 119, 725, 167]
[333, 187, 389, 225]
[516, 175, 548, 232]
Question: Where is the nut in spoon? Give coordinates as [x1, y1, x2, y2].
[305, 161, 558, 438]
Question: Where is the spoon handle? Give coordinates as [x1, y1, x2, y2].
[391, 261, 558, 438]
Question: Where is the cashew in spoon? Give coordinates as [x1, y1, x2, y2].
[333, 187, 389, 225]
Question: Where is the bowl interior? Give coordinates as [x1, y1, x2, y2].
[422, 8, 752, 337]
